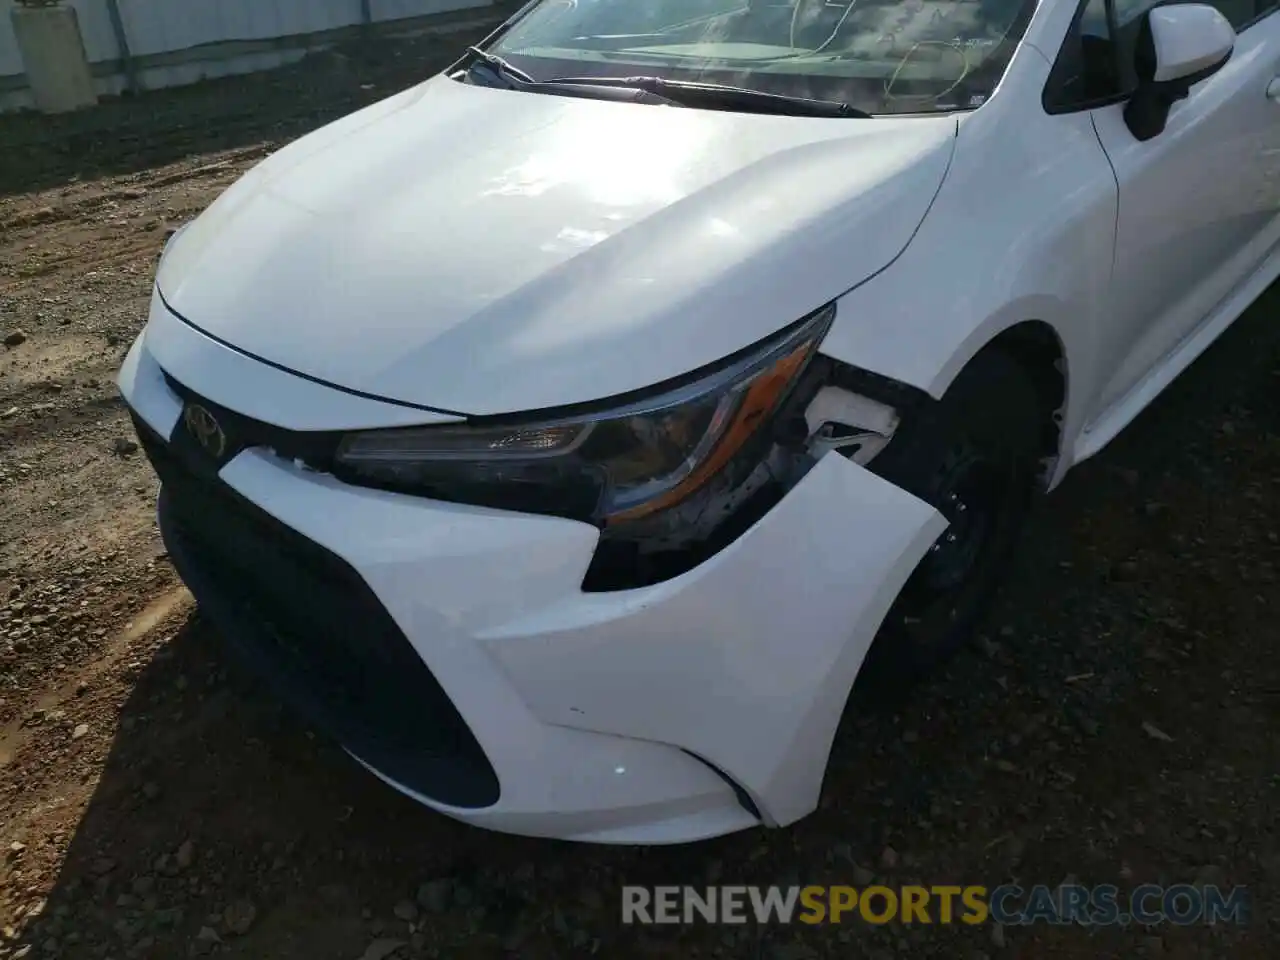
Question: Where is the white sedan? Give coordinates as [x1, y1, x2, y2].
[118, 0, 1267, 842]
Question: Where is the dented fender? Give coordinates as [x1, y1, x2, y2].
[478, 452, 947, 827]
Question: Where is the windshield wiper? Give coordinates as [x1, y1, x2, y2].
[540, 75, 871, 118]
[463, 46, 536, 88]
[460, 48, 869, 118]
[462, 48, 684, 106]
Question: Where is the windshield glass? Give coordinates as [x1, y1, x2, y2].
[484, 0, 1037, 115]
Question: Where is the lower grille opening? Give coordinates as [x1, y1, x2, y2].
[135, 415, 500, 810]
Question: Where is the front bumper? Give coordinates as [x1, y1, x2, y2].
[119, 312, 945, 843]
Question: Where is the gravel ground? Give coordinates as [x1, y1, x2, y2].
[0, 26, 1277, 960]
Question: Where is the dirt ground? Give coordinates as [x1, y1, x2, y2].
[0, 26, 1277, 960]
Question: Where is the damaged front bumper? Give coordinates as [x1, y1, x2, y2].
[119, 323, 946, 844]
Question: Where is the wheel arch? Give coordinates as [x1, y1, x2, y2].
[962, 320, 1069, 489]
[820, 306, 1077, 490]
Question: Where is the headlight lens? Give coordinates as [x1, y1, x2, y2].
[334, 305, 835, 525]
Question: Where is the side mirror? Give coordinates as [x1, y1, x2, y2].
[1124, 4, 1235, 142]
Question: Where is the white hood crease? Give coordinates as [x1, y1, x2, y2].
[158, 75, 957, 416]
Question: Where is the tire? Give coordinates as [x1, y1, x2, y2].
[860, 349, 1046, 683]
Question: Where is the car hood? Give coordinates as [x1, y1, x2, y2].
[157, 74, 956, 416]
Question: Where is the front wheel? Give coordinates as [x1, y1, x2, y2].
[863, 350, 1046, 679]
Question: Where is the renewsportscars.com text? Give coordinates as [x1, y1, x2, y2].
[621, 884, 1250, 927]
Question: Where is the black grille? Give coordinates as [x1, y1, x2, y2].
[162, 372, 342, 470]
[134, 412, 500, 809]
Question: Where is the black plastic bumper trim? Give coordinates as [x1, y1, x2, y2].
[136, 410, 501, 811]
[681, 749, 763, 822]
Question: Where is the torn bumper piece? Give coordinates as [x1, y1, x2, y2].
[120, 331, 946, 843]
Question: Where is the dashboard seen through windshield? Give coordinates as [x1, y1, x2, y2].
[485, 0, 1037, 115]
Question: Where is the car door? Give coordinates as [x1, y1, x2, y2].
[1048, 0, 1280, 419]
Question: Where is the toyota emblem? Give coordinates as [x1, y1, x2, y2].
[183, 403, 227, 459]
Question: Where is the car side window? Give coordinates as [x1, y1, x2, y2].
[1045, 0, 1276, 113]
[1043, 0, 1124, 111]
[1213, 0, 1273, 28]
[1119, 0, 1271, 34]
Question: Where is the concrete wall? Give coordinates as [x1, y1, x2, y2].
[0, 0, 497, 113]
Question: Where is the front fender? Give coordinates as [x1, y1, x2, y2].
[478, 452, 946, 827]
[817, 45, 1117, 484]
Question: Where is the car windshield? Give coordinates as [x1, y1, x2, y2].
[484, 0, 1037, 116]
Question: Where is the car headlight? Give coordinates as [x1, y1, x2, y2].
[333, 304, 835, 526]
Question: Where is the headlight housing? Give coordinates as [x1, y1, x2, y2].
[333, 305, 835, 526]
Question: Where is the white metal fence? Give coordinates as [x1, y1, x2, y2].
[0, 0, 497, 112]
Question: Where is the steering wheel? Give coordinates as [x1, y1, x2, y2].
[884, 40, 970, 101]
[789, 0, 829, 49]
[535, 0, 577, 31]
[790, 0, 860, 53]
[544, 0, 576, 19]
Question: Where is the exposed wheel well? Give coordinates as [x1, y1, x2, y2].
[970, 321, 1067, 488]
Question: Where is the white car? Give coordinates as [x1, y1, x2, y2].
[118, 0, 1265, 843]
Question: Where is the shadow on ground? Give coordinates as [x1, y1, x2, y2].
[13, 300, 1280, 957]
[0, 30, 494, 201]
